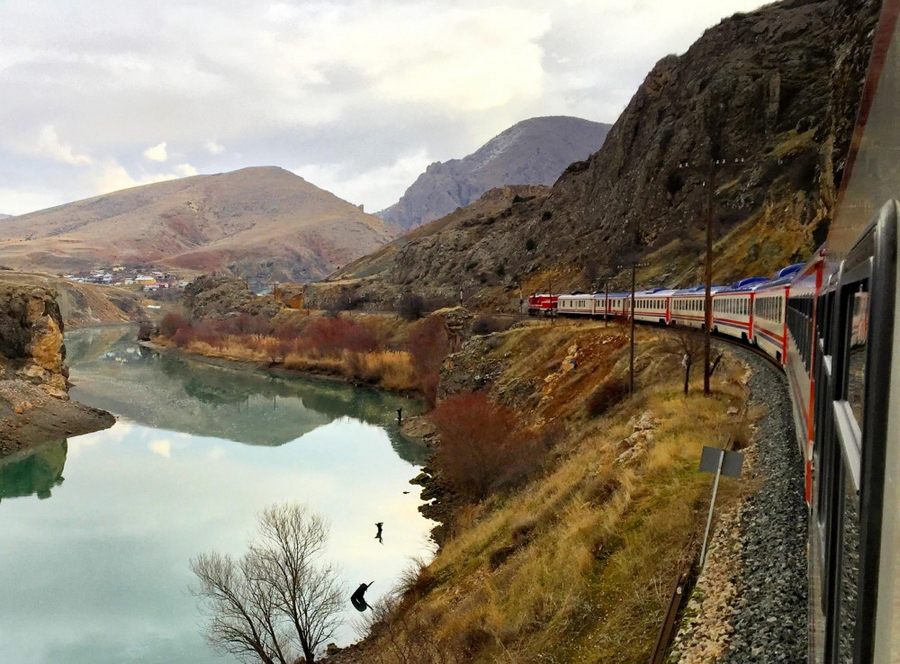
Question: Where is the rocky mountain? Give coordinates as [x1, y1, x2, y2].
[0, 167, 397, 284]
[378, 116, 610, 229]
[312, 0, 880, 309]
[0, 214, 10, 220]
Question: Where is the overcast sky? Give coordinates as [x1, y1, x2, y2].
[0, 0, 765, 216]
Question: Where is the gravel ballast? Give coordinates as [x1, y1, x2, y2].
[672, 347, 809, 663]
[723, 350, 808, 663]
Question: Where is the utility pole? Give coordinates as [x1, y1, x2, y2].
[549, 278, 554, 324]
[614, 261, 648, 395]
[605, 279, 610, 328]
[679, 153, 746, 396]
[703, 163, 715, 396]
[630, 263, 636, 395]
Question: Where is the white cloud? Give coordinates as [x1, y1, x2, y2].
[0, 0, 768, 212]
[294, 150, 432, 211]
[91, 160, 199, 195]
[149, 439, 172, 458]
[0, 186, 65, 216]
[175, 163, 197, 177]
[36, 125, 92, 166]
[204, 139, 225, 155]
[143, 141, 168, 162]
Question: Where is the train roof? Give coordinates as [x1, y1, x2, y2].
[634, 288, 678, 297]
[776, 263, 803, 279]
[671, 285, 728, 296]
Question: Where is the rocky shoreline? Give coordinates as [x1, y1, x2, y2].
[0, 282, 115, 455]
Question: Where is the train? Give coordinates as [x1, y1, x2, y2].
[527, 5, 899, 662]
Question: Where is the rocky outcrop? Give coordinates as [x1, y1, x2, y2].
[0, 284, 68, 398]
[183, 274, 283, 320]
[320, 0, 881, 308]
[379, 116, 609, 229]
[0, 283, 114, 453]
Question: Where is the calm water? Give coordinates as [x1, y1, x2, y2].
[0, 327, 434, 663]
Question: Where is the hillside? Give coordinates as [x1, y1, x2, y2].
[379, 116, 610, 230]
[312, 0, 879, 310]
[0, 272, 143, 328]
[0, 214, 10, 220]
[0, 167, 397, 284]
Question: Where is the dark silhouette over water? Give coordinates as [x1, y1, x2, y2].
[350, 582, 373, 611]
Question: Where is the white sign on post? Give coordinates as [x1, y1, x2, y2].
[698, 446, 744, 567]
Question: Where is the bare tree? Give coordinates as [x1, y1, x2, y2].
[666, 327, 723, 394]
[191, 504, 343, 664]
[667, 328, 705, 395]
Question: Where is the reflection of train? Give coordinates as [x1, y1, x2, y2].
[528, 8, 899, 661]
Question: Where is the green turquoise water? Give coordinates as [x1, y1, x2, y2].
[0, 327, 434, 663]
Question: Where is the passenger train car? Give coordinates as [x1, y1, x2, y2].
[525, 6, 898, 660]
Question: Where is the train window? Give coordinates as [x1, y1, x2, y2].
[846, 286, 869, 426]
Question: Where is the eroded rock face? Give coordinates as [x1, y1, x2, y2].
[0, 284, 68, 398]
[0, 282, 115, 453]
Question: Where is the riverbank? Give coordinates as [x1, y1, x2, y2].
[324, 320, 762, 663]
[141, 337, 426, 402]
[0, 379, 114, 455]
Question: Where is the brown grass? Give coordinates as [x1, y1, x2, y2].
[350, 321, 755, 663]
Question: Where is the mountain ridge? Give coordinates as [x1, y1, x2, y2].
[309, 0, 880, 310]
[378, 116, 610, 229]
[0, 166, 398, 284]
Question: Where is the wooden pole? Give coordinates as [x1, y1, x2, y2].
[703, 162, 715, 396]
[605, 279, 610, 328]
[630, 263, 636, 395]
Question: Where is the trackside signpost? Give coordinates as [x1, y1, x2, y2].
[698, 446, 744, 567]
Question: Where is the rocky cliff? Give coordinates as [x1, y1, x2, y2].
[316, 0, 881, 308]
[378, 116, 609, 230]
[0, 283, 114, 453]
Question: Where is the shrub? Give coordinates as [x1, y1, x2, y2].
[585, 375, 630, 417]
[430, 392, 543, 500]
[408, 315, 449, 407]
[396, 293, 427, 321]
[525, 237, 536, 252]
[160, 312, 189, 338]
[171, 325, 196, 348]
[272, 320, 303, 341]
[301, 317, 378, 356]
[233, 313, 272, 339]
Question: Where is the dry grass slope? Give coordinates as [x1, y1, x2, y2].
[353, 321, 755, 663]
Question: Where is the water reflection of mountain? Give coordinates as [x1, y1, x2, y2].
[0, 440, 67, 502]
[65, 328, 427, 463]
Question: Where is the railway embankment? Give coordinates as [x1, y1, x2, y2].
[669, 347, 807, 663]
[327, 319, 759, 662]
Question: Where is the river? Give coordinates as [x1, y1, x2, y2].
[0, 326, 434, 663]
